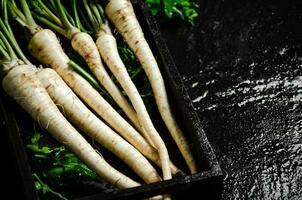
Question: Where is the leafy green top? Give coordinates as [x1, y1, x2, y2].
[27, 132, 100, 185]
[146, 0, 199, 24]
[27, 132, 101, 199]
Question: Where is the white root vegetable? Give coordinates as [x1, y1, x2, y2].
[106, 0, 197, 173]
[27, 29, 182, 175]
[37, 68, 161, 184]
[30, 0, 141, 132]
[2, 63, 140, 189]
[96, 24, 183, 178]
[71, 32, 141, 130]
[28, 29, 141, 146]
[104, 0, 171, 180]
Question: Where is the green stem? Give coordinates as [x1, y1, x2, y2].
[79, 0, 107, 34]
[20, 0, 36, 26]
[0, 36, 5, 48]
[0, 18, 30, 64]
[96, 3, 106, 23]
[43, 0, 57, 16]
[55, 0, 76, 37]
[7, 1, 26, 23]
[32, 13, 67, 38]
[13, 16, 27, 27]
[10, 0, 16, 6]
[30, 0, 70, 38]
[2, 0, 8, 23]
[7, 0, 41, 43]
[2, 0, 14, 37]
[82, 0, 99, 31]
[78, 5, 94, 32]
[72, 0, 89, 33]
[32, 173, 68, 200]
[68, 60, 109, 97]
[0, 38, 10, 61]
[140, 91, 153, 98]
[90, 3, 102, 26]
[0, 31, 16, 59]
[36, 0, 63, 27]
[73, 0, 80, 29]
[63, 6, 76, 27]
[48, 0, 56, 10]
[130, 67, 143, 79]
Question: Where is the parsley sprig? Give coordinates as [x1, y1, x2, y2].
[146, 0, 199, 24]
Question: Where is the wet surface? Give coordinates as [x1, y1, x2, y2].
[1, 0, 301, 199]
[158, 0, 302, 199]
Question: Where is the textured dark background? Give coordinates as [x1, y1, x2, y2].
[158, 0, 302, 199]
[1, 0, 302, 199]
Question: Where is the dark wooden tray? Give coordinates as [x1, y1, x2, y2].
[0, 1, 223, 199]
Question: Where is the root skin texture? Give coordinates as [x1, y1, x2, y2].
[2, 64, 139, 189]
[96, 27, 182, 176]
[106, 0, 197, 174]
[71, 32, 141, 130]
[37, 68, 161, 184]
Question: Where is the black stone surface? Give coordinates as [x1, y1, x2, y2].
[157, 0, 302, 199]
[1, 0, 302, 199]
